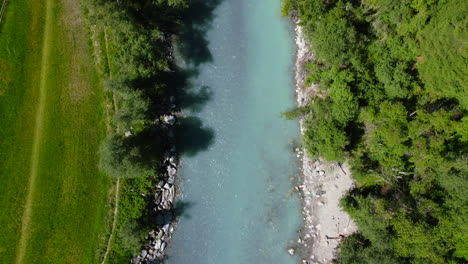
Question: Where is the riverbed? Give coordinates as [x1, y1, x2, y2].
[167, 0, 301, 263]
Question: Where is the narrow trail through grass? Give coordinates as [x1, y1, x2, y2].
[0, 0, 7, 23]
[101, 27, 121, 264]
[15, 0, 51, 262]
[101, 178, 120, 264]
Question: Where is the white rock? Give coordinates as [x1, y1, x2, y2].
[162, 224, 170, 234]
[163, 115, 176, 125]
[154, 239, 162, 250]
[169, 156, 177, 165]
[167, 166, 177, 177]
[161, 241, 167, 251]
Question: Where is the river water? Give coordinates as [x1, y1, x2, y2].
[168, 0, 301, 263]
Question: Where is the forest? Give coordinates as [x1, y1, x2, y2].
[283, 0, 467, 263]
[81, 0, 186, 261]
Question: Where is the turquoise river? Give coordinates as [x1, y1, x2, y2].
[168, 0, 302, 263]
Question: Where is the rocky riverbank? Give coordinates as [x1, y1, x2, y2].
[132, 114, 179, 264]
[292, 18, 357, 264]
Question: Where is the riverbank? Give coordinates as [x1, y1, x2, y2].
[292, 19, 357, 264]
[132, 115, 179, 264]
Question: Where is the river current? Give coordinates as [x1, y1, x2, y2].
[168, 0, 301, 263]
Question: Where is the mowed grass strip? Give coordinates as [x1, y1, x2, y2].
[0, 0, 46, 260]
[0, 0, 110, 263]
[15, 0, 53, 261]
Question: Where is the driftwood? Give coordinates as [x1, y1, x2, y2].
[325, 234, 345, 240]
[337, 162, 347, 175]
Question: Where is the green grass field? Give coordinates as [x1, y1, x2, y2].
[0, 0, 110, 263]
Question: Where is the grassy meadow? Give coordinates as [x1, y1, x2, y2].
[0, 0, 110, 263]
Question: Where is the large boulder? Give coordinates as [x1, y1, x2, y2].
[156, 181, 165, 189]
[169, 156, 177, 165]
[166, 187, 175, 203]
[167, 176, 175, 185]
[167, 166, 177, 177]
[154, 239, 162, 251]
[162, 224, 170, 234]
[160, 241, 167, 251]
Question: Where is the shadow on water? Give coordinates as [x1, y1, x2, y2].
[177, 0, 223, 66]
[153, 200, 194, 227]
[168, 0, 224, 157]
[137, 0, 223, 233]
[180, 84, 213, 113]
[143, 0, 223, 237]
[175, 116, 215, 157]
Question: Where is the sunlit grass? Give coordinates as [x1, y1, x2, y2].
[0, 0, 110, 262]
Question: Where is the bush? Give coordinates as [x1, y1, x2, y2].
[312, 4, 359, 67]
[99, 134, 155, 179]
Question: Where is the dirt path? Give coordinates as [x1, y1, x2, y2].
[101, 178, 120, 264]
[0, 0, 7, 23]
[15, 0, 53, 262]
[100, 28, 120, 264]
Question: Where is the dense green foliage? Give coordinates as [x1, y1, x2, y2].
[83, 0, 185, 178]
[82, 0, 185, 261]
[107, 177, 155, 263]
[284, 0, 467, 263]
[99, 135, 155, 179]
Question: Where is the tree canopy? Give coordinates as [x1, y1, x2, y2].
[284, 0, 468, 262]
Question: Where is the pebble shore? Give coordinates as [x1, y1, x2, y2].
[292, 18, 357, 264]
